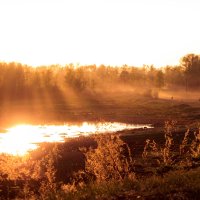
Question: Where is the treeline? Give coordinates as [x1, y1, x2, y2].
[0, 53, 200, 101]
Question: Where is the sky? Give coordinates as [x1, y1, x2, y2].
[0, 0, 200, 67]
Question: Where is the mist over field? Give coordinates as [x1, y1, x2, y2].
[0, 54, 200, 100]
[0, 53, 199, 125]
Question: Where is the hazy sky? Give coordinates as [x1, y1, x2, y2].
[0, 0, 200, 67]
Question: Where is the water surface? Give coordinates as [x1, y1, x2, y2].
[0, 122, 151, 155]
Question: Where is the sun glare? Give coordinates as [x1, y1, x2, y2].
[0, 122, 151, 156]
[0, 0, 200, 67]
[0, 125, 38, 155]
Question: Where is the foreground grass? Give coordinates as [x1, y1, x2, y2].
[1, 121, 200, 199]
[59, 168, 200, 200]
[57, 122, 200, 200]
[141, 169, 200, 200]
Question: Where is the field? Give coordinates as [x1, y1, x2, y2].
[1, 90, 200, 127]
[0, 91, 200, 199]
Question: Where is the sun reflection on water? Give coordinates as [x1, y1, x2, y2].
[0, 122, 151, 156]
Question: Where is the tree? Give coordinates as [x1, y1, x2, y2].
[180, 54, 200, 90]
[119, 70, 130, 83]
[155, 70, 165, 88]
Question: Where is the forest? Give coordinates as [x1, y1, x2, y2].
[0, 53, 200, 103]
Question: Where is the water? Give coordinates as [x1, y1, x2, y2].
[0, 122, 151, 155]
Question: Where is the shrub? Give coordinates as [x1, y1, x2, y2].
[81, 134, 135, 182]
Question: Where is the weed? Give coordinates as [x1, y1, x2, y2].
[82, 134, 135, 182]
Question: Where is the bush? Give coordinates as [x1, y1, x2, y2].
[82, 134, 135, 182]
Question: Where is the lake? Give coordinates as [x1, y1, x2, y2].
[0, 122, 151, 155]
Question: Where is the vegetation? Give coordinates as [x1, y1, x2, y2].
[0, 53, 200, 127]
[0, 121, 200, 199]
[0, 53, 200, 103]
[0, 53, 200, 199]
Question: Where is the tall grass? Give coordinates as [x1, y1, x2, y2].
[1, 122, 200, 199]
[82, 134, 135, 182]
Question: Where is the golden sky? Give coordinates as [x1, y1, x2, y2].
[0, 0, 200, 67]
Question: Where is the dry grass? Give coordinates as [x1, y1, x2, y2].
[1, 122, 200, 199]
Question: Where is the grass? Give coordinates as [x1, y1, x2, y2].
[55, 124, 200, 200]
[54, 168, 200, 200]
[1, 121, 200, 199]
[140, 169, 200, 199]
